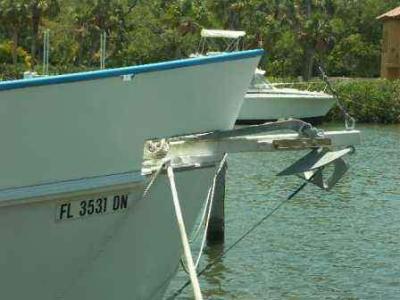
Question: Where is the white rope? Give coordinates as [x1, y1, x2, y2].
[180, 186, 213, 274]
[142, 160, 168, 198]
[166, 164, 203, 300]
[190, 187, 212, 242]
[181, 154, 228, 273]
[194, 165, 218, 268]
[191, 154, 228, 243]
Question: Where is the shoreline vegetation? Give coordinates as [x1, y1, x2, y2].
[325, 79, 400, 124]
[1, 1, 400, 124]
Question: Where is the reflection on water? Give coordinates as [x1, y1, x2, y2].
[165, 124, 400, 299]
[202, 246, 231, 300]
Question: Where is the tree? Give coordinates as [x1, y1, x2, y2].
[30, 0, 60, 65]
[0, 0, 30, 64]
[2, 0, 400, 78]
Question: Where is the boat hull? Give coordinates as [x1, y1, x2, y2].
[0, 51, 263, 299]
[237, 92, 335, 123]
[0, 52, 261, 190]
[0, 165, 215, 300]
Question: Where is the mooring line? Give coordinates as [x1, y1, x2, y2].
[181, 154, 228, 273]
[167, 163, 203, 300]
[168, 173, 318, 300]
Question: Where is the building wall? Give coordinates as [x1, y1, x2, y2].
[381, 19, 400, 79]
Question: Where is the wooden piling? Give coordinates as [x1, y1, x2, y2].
[206, 160, 227, 246]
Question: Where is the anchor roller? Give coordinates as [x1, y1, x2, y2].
[277, 147, 354, 191]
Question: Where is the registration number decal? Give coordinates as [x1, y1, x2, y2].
[56, 193, 130, 221]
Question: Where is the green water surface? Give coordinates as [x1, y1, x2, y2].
[166, 124, 400, 300]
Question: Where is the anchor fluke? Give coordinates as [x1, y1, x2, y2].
[277, 147, 353, 191]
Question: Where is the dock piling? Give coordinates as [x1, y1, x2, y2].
[206, 160, 227, 246]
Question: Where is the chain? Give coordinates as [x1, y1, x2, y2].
[317, 65, 356, 130]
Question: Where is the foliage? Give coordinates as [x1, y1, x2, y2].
[0, 63, 28, 80]
[0, 0, 398, 77]
[0, 41, 31, 65]
[0, 0, 399, 79]
[325, 79, 400, 124]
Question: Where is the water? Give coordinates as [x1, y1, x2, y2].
[165, 124, 400, 300]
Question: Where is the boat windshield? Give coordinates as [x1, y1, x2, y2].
[249, 73, 273, 90]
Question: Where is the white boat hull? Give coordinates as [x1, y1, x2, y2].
[0, 166, 215, 300]
[0, 51, 263, 299]
[0, 52, 260, 190]
[238, 92, 335, 122]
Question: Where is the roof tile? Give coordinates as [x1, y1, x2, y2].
[377, 6, 400, 20]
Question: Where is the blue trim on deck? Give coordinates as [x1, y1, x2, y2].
[0, 49, 264, 91]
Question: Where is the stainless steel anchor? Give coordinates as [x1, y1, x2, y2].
[278, 147, 354, 191]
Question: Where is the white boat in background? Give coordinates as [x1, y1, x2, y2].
[198, 29, 335, 124]
[238, 68, 335, 124]
[0, 50, 263, 300]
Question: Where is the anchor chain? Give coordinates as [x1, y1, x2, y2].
[317, 65, 356, 130]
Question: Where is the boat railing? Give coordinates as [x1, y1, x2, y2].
[270, 81, 329, 92]
[197, 29, 246, 55]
